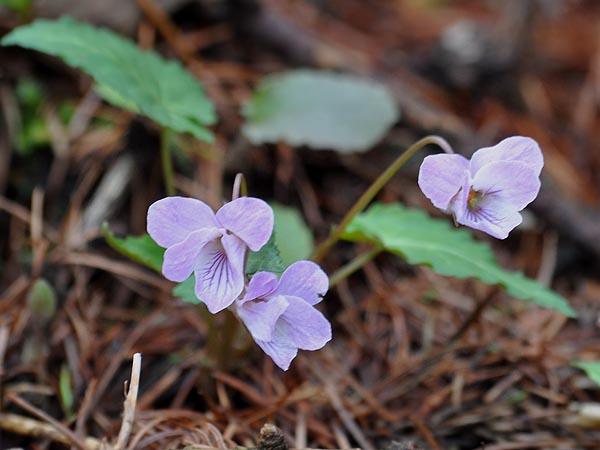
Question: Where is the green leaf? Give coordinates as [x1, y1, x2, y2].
[341, 203, 576, 317]
[573, 361, 600, 387]
[172, 277, 200, 305]
[246, 233, 285, 275]
[102, 224, 164, 273]
[271, 203, 314, 268]
[27, 278, 57, 324]
[242, 70, 398, 153]
[2, 18, 216, 141]
[59, 364, 74, 416]
[95, 83, 140, 113]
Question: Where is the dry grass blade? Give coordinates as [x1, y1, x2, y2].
[0, 413, 104, 450]
[5, 393, 92, 450]
[114, 353, 142, 450]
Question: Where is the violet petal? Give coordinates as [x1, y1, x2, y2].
[469, 136, 544, 177]
[216, 197, 274, 251]
[147, 197, 218, 248]
[455, 198, 523, 240]
[193, 233, 246, 313]
[276, 261, 329, 305]
[162, 228, 221, 282]
[237, 294, 289, 342]
[279, 296, 332, 351]
[238, 272, 279, 305]
[448, 170, 472, 223]
[256, 327, 298, 371]
[472, 161, 541, 211]
[418, 154, 470, 210]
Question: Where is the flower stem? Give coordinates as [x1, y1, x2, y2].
[232, 173, 248, 200]
[204, 307, 239, 371]
[328, 246, 383, 288]
[217, 310, 239, 370]
[160, 128, 175, 196]
[311, 135, 453, 263]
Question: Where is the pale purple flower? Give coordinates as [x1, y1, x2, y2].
[147, 196, 274, 313]
[236, 261, 331, 370]
[418, 136, 543, 239]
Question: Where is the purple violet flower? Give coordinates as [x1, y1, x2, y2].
[418, 136, 543, 239]
[147, 196, 274, 313]
[235, 261, 331, 370]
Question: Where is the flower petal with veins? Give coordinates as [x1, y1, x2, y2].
[147, 196, 275, 308]
[194, 234, 246, 313]
[162, 228, 222, 282]
[235, 261, 331, 371]
[419, 136, 543, 239]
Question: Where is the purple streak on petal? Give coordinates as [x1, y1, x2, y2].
[278, 296, 332, 350]
[216, 197, 274, 251]
[469, 136, 544, 177]
[448, 171, 472, 223]
[418, 154, 469, 210]
[238, 272, 278, 305]
[255, 327, 298, 371]
[237, 294, 289, 342]
[276, 261, 329, 306]
[193, 234, 245, 313]
[147, 197, 218, 248]
[162, 228, 221, 282]
[456, 199, 523, 239]
[472, 161, 541, 210]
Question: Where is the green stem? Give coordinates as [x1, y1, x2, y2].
[311, 135, 453, 263]
[328, 246, 383, 288]
[217, 310, 239, 370]
[202, 306, 239, 370]
[160, 128, 175, 196]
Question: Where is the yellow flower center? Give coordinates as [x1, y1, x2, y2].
[467, 189, 480, 210]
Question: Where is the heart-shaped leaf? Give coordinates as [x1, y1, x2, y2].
[243, 70, 398, 152]
[2, 18, 216, 141]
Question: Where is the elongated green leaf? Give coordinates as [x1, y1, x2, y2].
[2, 18, 215, 141]
[59, 364, 74, 416]
[243, 70, 398, 153]
[271, 203, 313, 268]
[573, 361, 600, 387]
[102, 224, 164, 273]
[341, 203, 575, 317]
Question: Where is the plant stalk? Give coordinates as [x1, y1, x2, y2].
[328, 246, 383, 288]
[312, 135, 453, 263]
[232, 173, 248, 200]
